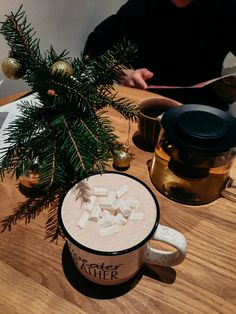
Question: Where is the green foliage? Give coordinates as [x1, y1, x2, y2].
[0, 5, 139, 241]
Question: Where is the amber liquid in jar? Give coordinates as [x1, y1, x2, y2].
[150, 136, 232, 205]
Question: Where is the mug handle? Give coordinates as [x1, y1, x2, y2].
[221, 177, 236, 202]
[145, 224, 187, 267]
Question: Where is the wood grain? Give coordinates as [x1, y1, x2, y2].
[0, 86, 236, 313]
[0, 90, 31, 107]
[0, 259, 88, 314]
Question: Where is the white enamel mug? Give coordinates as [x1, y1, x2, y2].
[59, 172, 187, 286]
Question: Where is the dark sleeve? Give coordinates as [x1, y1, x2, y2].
[223, 0, 236, 56]
[83, 0, 149, 57]
[83, 15, 125, 57]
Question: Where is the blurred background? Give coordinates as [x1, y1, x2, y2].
[0, 0, 235, 115]
[0, 0, 126, 97]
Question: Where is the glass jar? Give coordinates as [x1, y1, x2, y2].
[150, 105, 236, 205]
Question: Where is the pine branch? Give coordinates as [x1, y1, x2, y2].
[0, 5, 41, 68]
[98, 93, 140, 121]
[62, 115, 86, 171]
[0, 192, 51, 232]
[37, 143, 56, 188]
[0, 6, 139, 241]
[44, 192, 63, 242]
[45, 46, 70, 64]
[45, 204, 62, 242]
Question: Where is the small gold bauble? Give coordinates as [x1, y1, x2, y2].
[18, 170, 40, 188]
[50, 61, 73, 77]
[113, 149, 131, 169]
[1, 57, 24, 79]
[47, 89, 57, 96]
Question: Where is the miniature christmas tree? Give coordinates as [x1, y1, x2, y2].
[0, 5, 138, 241]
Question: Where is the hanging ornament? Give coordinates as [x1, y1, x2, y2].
[113, 148, 131, 170]
[17, 159, 41, 190]
[47, 89, 57, 96]
[1, 57, 25, 79]
[113, 119, 132, 170]
[50, 61, 73, 77]
[18, 169, 40, 188]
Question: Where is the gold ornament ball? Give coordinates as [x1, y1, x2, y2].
[50, 61, 73, 77]
[18, 170, 40, 188]
[1, 57, 24, 79]
[47, 89, 57, 96]
[113, 149, 131, 169]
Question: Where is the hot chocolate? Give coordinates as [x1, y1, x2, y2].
[61, 172, 158, 253]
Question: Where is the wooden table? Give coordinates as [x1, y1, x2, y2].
[0, 86, 235, 313]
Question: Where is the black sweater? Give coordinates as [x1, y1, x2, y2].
[84, 0, 236, 110]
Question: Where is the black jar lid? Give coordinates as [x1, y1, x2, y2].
[161, 104, 236, 152]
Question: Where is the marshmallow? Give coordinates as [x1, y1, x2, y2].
[99, 225, 119, 236]
[99, 191, 116, 210]
[84, 195, 96, 212]
[119, 199, 132, 217]
[115, 185, 129, 198]
[101, 209, 110, 217]
[92, 186, 109, 196]
[77, 211, 90, 229]
[115, 213, 127, 225]
[89, 205, 102, 222]
[112, 199, 120, 210]
[77, 183, 144, 236]
[98, 212, 116, 228]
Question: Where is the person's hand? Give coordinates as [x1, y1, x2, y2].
[119, 68, 154, 89]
